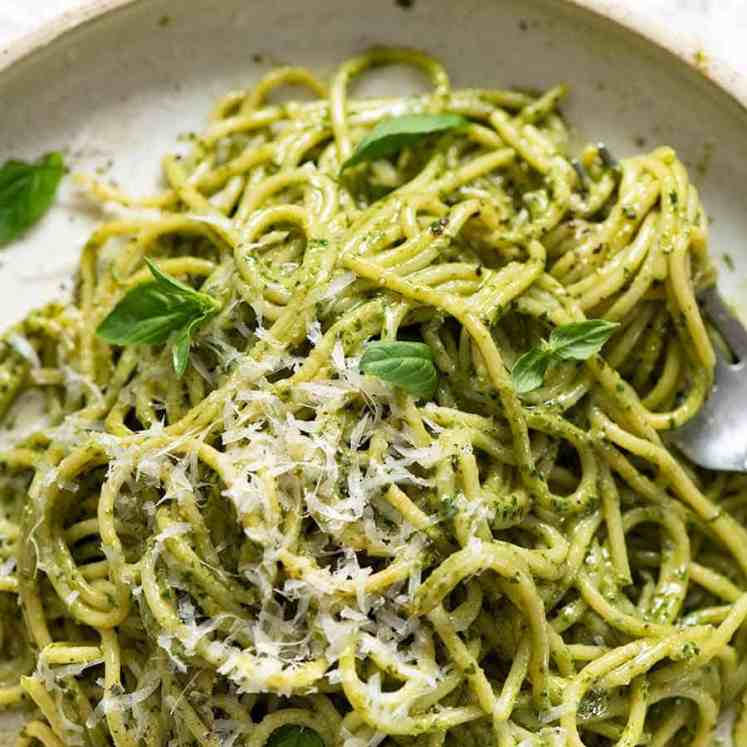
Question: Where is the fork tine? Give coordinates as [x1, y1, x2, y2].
[700, 286, 747, 362]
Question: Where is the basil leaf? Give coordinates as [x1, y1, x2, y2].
[96, 261, 220, 377]
[511, 318, 619, 394]
[171, 315, 206, 378]
[341, 113, 467, 171]
[511, 348, 553, 394]
[145, 258, 205, 301]
[359, 340, 438, 400]
[0, 152, 65, 245]
[548, 320, 620, 361]
[266, 725, 325, 747]
[96, 283, 200, 345]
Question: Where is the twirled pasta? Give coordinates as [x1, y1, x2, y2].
[0, 48, 745, 747]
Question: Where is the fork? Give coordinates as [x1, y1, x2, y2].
[670, 286, 747, 472]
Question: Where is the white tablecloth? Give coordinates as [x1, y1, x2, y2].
[2, 1, 747, 74]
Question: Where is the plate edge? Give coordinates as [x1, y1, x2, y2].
[0, 0, 142, 71]
[1, 0, 746, 119]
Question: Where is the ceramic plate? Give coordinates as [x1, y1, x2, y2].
[0, 0, 745, 743]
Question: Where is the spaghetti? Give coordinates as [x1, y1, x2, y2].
[0, 48, 746, 747]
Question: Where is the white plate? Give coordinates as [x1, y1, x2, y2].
[0, 0, 745, 743]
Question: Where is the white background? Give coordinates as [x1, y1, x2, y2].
[2, 0, 747, 74]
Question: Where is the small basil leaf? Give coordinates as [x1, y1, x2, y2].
[96, 283, 200, 345]
[511, 348, 553, 394]
[359, 341, 438, 400]
[360, 341, 433, 364]
[548, 320, 620, 361]
[341, 113, 468, 171]
[0, 152, 65, 245]
[266, 724, 325, 747]
[145, 257, 200, 298]
[146, 258, 220, 315]
[145, 257, 220, 318]
[171, 325, 192, 379]
[171, 314, 208, 378]
[96, 262, 220, 377]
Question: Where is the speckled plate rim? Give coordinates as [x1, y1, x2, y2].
[1, 0, 746, 117]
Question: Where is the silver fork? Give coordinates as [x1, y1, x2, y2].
[670, 286, 747, 472]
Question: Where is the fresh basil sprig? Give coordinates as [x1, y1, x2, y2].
[96, 258, 220, 377]
[0, 152, 65, 245]
[341, 113, 467, 172]
[266, 725, 325, 747]
[511, 319, 619, 394]
[359, 340, 438, 400]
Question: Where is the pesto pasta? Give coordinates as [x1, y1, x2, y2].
[1, 47, 746, 747]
